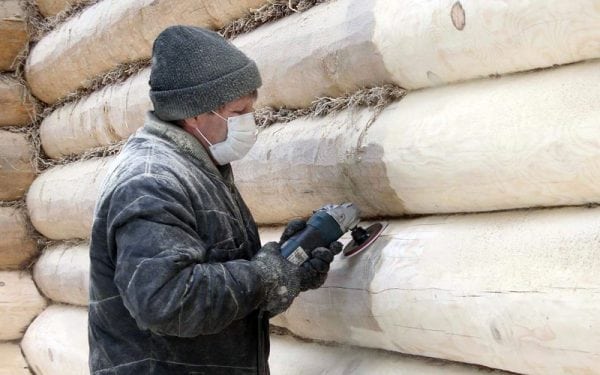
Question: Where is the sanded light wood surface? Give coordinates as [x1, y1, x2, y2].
[21, 305, 88, 375]
[0, 0, 27, 72]
[27, 157, 114, 240]
[265, 207, 600, 374]
[30, 57, 600, 234]
[0, 207, 37, 270]
[27, 0, 600, 105]
[36, 0, 88, 17]
[26, 0, 268, 104]
[270, 335, 507, 374]
[34, 243, 89, 306]
[0, 75, 35, 127]
[0, 343, 30, 375]
[234, 61, 600, 223]
[0, 131, 35, 200]
[0, 271, 47, 340]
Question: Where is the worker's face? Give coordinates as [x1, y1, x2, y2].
[184, 94, 256, 147]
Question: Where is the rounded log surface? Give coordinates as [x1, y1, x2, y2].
[21, 305, 88, 375]
[19, 304, 506, 375]
[0, 271, 47, 340]
[268, 207, 600, 374]
[234, 61, 600, 223]
[27, 0, 600, 105]
[41, 69, 150, 158]
[27, 157, 113, 240]
[34, 243, 89, 306]
[0, 206, 37, 270]
[26, 0, 267, 104]
[270, 335, 507, 374]
[0, 131, 35, 200]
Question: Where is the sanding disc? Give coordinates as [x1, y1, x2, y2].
[342, 222, 386, 258]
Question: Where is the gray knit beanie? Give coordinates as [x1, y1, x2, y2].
[149, 25, 262, 121]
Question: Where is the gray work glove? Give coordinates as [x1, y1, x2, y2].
[279, 219, 343, 292]
[299, 241, 342, 291]
[251, 241, 301, 317]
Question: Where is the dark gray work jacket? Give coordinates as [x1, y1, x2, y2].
[89, 112, 268, 374]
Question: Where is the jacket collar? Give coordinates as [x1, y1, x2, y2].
[143, 111, 234, 184]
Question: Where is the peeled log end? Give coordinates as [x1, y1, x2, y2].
[0, 76, 36, 127]
[0, 271, 47, 340]
[36, 0, 87, 17]
[0, 206, 38, 270]
[0, 131, 35, 200]
[0, 343, 30, 374]
[0, 0, 27, 72]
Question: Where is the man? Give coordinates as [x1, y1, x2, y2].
[88, 26, 339, 374]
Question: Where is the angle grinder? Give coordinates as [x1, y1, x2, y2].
[280, 203, 386, 266]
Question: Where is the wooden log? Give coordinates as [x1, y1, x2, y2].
[29, 58, 600, 233]
[0, 343, 30, 374]
[0, 75, 35, 127]
[269, 335, 506, 374]
[19, 304, 506, 375]
[39, 0, 600, 158]
[27, 0, 600, 105]
[36, 0, 88, 18]
[0, 131, 35, 200]
[244, 0, 600, 107]
[0, 0, 27, 72]
[34, 243, 89, 306]
[41, 69, 150, 158]
[21, 305, 88, 375]
[25, 0, 268, 104]
[233, 60, 600, 223]
[0, 271, 47, 340]
[265, 207, 600, 374]
[0, 207, 37, 270]
[27, 157, 113, 240]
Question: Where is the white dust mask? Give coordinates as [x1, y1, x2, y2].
[195, 111, 258, 165]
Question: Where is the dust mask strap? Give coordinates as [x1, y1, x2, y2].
[194, 128, 213, 147]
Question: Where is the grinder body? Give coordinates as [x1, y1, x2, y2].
[280, 203, 360, 265]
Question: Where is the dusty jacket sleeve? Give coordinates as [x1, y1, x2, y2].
[107, 174, 266, 337]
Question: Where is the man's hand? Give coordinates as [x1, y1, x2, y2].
[251, 242, 301, 317]
[279, 218, 306, 245]
[299, 241, 342, 291]
[279, 219, 343, 291]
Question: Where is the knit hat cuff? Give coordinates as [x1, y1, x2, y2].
[150, 60, 261, 121]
